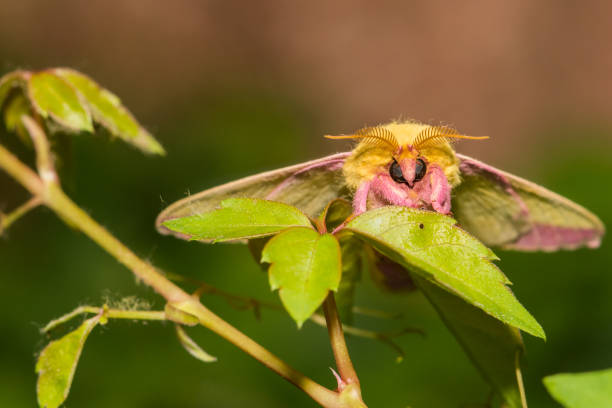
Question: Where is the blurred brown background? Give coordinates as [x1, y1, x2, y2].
[3, 1, 611, 159]
[1, 1, 611, 408]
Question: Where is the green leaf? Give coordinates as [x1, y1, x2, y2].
[163, 198, 313, 242]
[28, 71, 94, 133]
[0, 71, 30, 145]
[346, 206, 545, 339]
[3, 93, 32, 144]
[175, 325, 217, 363]
[0, 70, 27, 111]
[544, 368, 612, 408]
[369, 253, 417, 292]
[415, 275, 526, 408]
[53, 68, 165, 155]
[36, 314, 101, 408]
[261, 227, 342, 327]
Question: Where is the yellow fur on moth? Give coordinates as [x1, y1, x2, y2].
[342, 121, 461, 191]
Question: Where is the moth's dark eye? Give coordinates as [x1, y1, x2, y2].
[389, 160, 405, 183]
[414, 158, 427, 182]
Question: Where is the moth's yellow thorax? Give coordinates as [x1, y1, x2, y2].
[342, 121, 461, 189]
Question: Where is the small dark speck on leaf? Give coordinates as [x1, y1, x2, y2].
[419, 223, 424, 229]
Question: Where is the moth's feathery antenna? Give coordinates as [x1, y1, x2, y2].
[325, 126, 399, 151]
[413, 125, 489, 150]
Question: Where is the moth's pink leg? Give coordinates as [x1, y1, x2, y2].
[429, 165, 452, 214]
[353, 180, 371, 215]
[371, 174, 420, 208]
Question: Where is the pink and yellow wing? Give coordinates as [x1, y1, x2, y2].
[156, 152, 350, 239]
[453, 154, 604, 251]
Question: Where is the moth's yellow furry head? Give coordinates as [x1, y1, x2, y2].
[328, 121, 487, 190]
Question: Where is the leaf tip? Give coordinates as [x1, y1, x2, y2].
[134, 128, 166, 156]
[527, 321, 546, 341]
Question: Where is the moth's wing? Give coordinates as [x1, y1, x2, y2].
[156, 152, 351, 239]
[452, 154, 604, 251]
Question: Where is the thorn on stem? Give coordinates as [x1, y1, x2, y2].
[330, 367, 347, 391]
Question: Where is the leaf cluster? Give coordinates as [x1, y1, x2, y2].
[164, 197, 546, 407]
[0, 68, 164, 154]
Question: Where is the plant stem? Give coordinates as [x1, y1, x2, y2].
[516, 350, 528, 408]
[0, 144, 44, 194]
[22, 116, 57, 183]
[42, 306, 167, 333]
[172, 273, 418, 361]
[46, 182, 189, 302]
[104, 308, 167, 321]
[323, 293, 360, 389]
[311, 313, 422, 362]
[0, 196, 42, 233]
[0, 142, 342, 408]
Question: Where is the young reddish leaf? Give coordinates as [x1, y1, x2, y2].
[163, 198, 313, 242]
[175, 325, 217, 363]
[36, 314, 101, 408]
[262, 228, 342, 327]
[416, 276, 526, 408]
[346, 206, 545, 339]
[53, 68, 165, 155]
[544, 368, 612, 408]
[28, 71, 94, 133]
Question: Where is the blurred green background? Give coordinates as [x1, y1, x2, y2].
[1, 1, 611, 407]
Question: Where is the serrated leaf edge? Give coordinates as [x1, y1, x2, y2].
[262, 228, 341, 327]
[27, 70, 94, 133]
[345, 214, 544, 339]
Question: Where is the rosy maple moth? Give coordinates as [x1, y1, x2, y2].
[157, 121, 604, 251]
